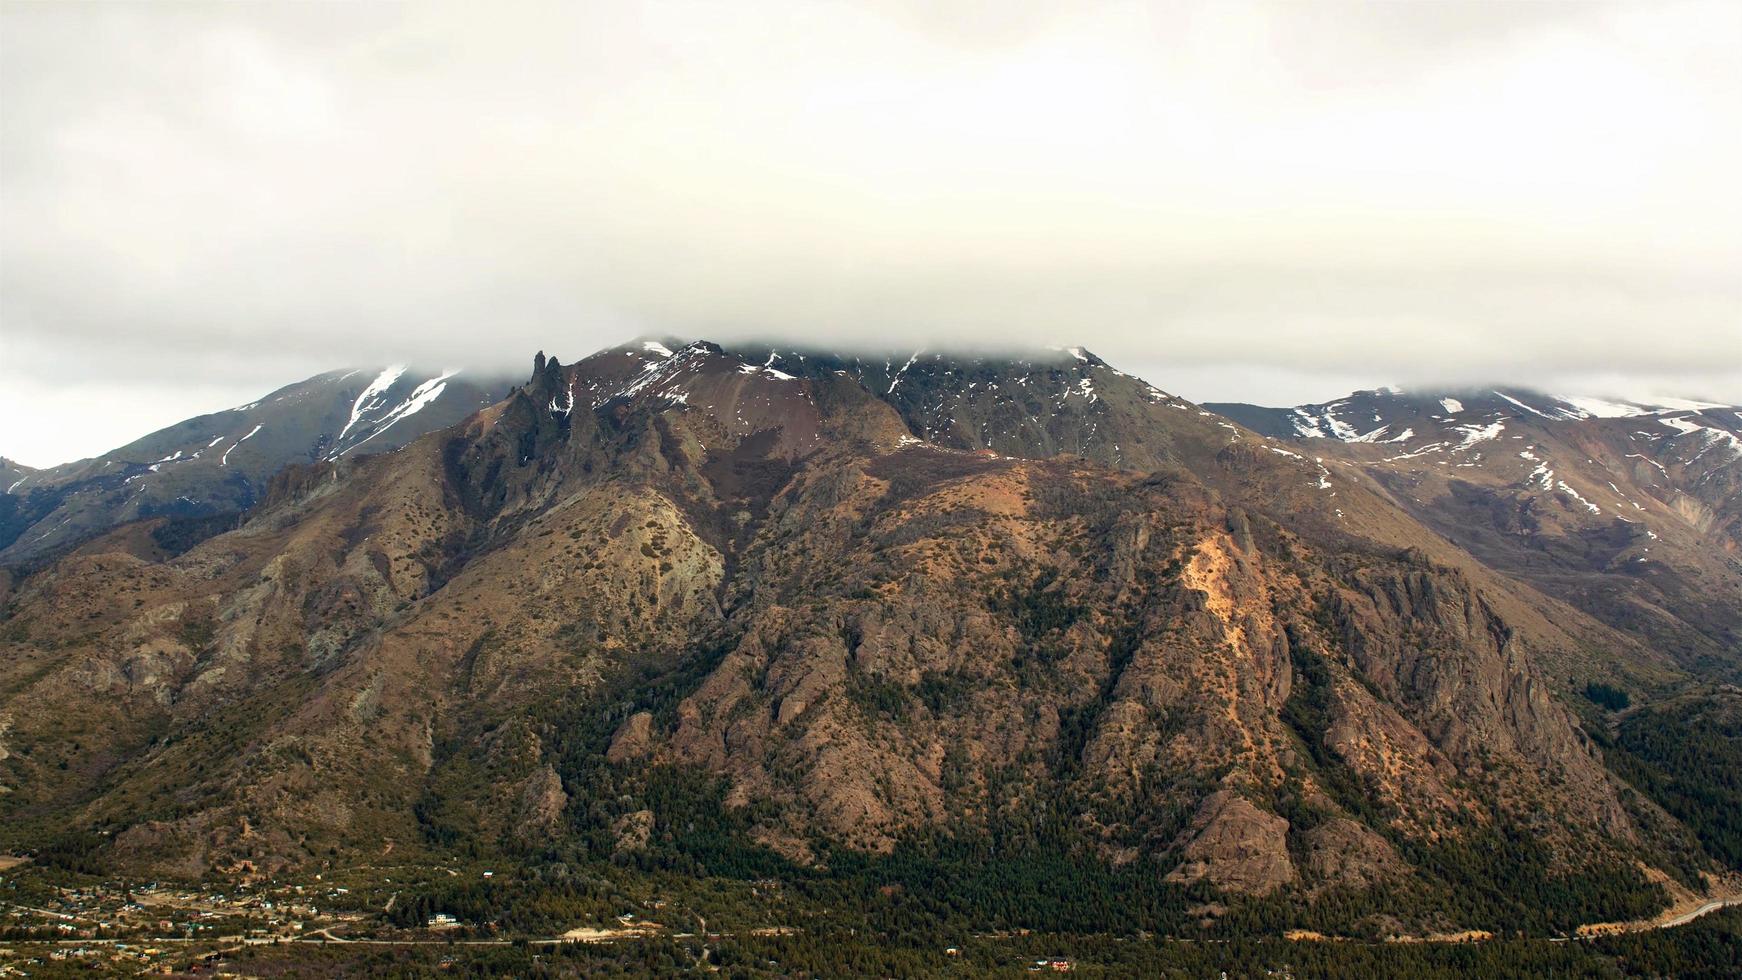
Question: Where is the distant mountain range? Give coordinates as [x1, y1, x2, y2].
[0, 367, 513, 562]
[1208, 387, 1735, 443]
[2, 340, 1739, 944]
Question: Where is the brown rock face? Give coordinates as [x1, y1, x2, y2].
[1165, 791, 1296, 896]
[1301, 818, 1407, 891]
[611, 809, 654, 854]
[1328, 560, 1631, 838]
[514, 766, 570, 844]
[607, 712, 656, 764]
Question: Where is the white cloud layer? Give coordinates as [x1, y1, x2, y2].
[3, 0, 1739, 466]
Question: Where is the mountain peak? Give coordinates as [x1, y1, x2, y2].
[0, 366, 512, 560]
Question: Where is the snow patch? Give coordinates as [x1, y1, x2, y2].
[1625, 453, 1668, 478]
[887, 351, 921, 393]
[339, 366, 407, 440]
[1556, 480, 1600, 514]
[220, 424, 263, 466]
[1657, 416, 1742, 460]
[339, 370, 458, 455]
[1556, 395, 1651, 419]
[1386, 443, 1446, 462]
[550, 384, 576, 416]
[738, 362, 796, 381]
[1647, 396, 1729, 412]
[1290, 405, 1362, 440]
[1452, 421, 1505, 448]
[1494, 391, 1552, 418]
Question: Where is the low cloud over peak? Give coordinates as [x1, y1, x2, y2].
[3, 0, 1738, 466]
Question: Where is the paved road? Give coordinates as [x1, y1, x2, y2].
[1656, 897, 1742, 931]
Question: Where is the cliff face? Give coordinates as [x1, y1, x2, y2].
[619, 445, 1634, 892]
[0, 341, 1704, 920]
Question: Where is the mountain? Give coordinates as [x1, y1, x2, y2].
[0, 367, 513, 563]
[0, 457, 34, 494]
[1206, 388, 1733, 444]
[1211, 387, 1742, 680]
[1, 342, 1738, 948]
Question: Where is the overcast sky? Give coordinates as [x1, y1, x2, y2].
[3, 0, 1739, 468]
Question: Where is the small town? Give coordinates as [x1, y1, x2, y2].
[1, 858, 367, 974]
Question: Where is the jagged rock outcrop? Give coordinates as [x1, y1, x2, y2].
[1301, 817, 1406, 890]
[1165, 791, 1296, 896]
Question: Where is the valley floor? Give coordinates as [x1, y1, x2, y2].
[7, 913, 1742, 978]
[4, 878, 1741, 978]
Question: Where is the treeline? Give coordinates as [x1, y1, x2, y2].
[210, 906, 1742, 977]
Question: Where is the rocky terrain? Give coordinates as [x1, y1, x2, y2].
[1212, 387, 1742, 682]
[2, 341, 1738, 939]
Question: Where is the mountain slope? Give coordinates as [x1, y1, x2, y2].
[1212, 388, 1742, 681]
[0, 367, 511, 563]
[0, 342, 1732, 941]
[0, 457, 33, 492]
